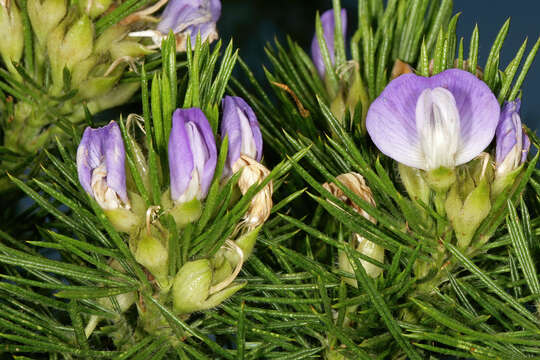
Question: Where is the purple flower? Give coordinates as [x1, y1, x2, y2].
[129, 0, 221, 51]
[495, 100, 530, 174]
[221, 96, 263, 176]
[76, 121, 129, 210]
[310, 9, 347, 78]
[158, 0, 221, 48]
[366, 69, 500, 171]
[169, 108, 217, 203]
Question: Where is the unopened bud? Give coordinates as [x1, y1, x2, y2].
[0, 1, 24, 66]
[445, 154, 491, 249]
[27, 0, 66, 46]
[48, 15, 94, 93]
[172, 259, 245, 315]
[79, 0, 113, 18]
[134, 234, 169, 287]
[234, 156, 273, 228]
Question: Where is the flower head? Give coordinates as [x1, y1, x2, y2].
[366, 69, 500, 171]
[221, 96, 263, 177]
[310, 8, 347, 78]
[495, 100, 530, 176]
[77, 121, 129, 210]
[168, 108, 217, 203]
[130, 0, 221, 51]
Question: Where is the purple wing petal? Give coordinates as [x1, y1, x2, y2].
[495, 101, 520, 164]
[221, 96, 263, 169]
[103, 122, 128, 204]
[428, 69, 500, 165]
[76, 127, 95, 196]
[221, 96, 242, 173]
[365, 73, 428, 169]
[187, 108, 217, 197]
[169, 109, 195, 201]
[310, 9, 347, 78]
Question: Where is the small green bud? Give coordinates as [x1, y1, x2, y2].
[423, 166, 456, 193]
[445, 178, 491, 250]
[492, 164, 522, 199]
[0, 2, 24, 67]
[48, 15, 94, 93]
[172, 259, 246, 315]
[79, 0, 113, 18]
[135, 234, 169, 287]
[233, 225, 261, 260]
[339, 234, 384, 287]
[398, 163, 431, 205]
[27, 0, 66, 46]
[104, 208, 141, 233]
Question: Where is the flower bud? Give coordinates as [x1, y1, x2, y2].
[0, 1, 24, 67]
[27, 0, 66, 46]
[172, 259, 245, 315]
[323, 173, 384, 284]
[445, 153, 492, 249]
[311, 8, 347, 78]
[79, 0, 113, 18]
[129, 0, 221, 52]
[234, 156, 273, 228]
[493, 100, 530, 197]
[77, 121, 141, 232]
[221, 96, 263, 178]
[398, 163, 431, 205]
[168, 108, 217, 204]
[134, 234, 169, 287]
[48, 15, 94, 94]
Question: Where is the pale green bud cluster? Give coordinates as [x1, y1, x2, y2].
[0, 1, 23, 73]
[399, 152, 508, 252]
[2, 0, 152, 158]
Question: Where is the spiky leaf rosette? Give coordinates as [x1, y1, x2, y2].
[0, 35, 304, 358]
[231, 0, 540, 358]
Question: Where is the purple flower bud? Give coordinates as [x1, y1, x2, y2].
[169, 108, 217, 203]
[366, 69, 500, 171]
[158, 0, 221, 48]
[310, 9, 347, 78]
[495, 100, 530, 175]
[220, 96, 263, 177]
[76, 121, 129, 210]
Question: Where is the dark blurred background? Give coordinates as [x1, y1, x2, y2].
[219, 0, 540, 132]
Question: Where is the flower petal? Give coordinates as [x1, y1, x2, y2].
[366, 69, 499, 169]
[157, 0, 221, 44]
[169, 109, 195, 201]
[221, 96, 263, 174]
[103, 122, 128, 204]
[365, 73, 428, 169]
[76, 127, 95, 196]
[310, 9, 347, 78]
[495, 100, 520, 164]
[428, 69, 500, 165]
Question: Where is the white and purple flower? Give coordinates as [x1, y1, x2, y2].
[130, 0, 221, 51]
[495, 100, 530, 176]
[366, 69, 500, 172]
[310, 9, 347, 78]
[77, 121, 129, 210]
[220, 95, 263, 177]
[168, 108, 217, 203]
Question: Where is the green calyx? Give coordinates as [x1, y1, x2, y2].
[423, 166, 456, 193]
